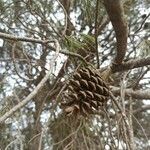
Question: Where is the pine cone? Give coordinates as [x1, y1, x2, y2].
[61, 67, 109, 116]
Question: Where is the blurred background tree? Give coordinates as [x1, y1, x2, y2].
[0, 0, 150, 149]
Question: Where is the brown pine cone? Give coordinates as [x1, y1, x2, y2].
[61, 67, 109, 116]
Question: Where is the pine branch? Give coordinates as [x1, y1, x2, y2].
[103, 0, 128, 65]
[0, 32, 51, 44]
[111, 86, 150, 99]
[112, 56, 150, 72]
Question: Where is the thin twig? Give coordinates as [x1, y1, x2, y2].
[38, 130, 44, 150]
[28, 132, 42, 144]
[95, 0, 100, 69]
[134, 13, 150, 34]
[128, 97, 136, 149]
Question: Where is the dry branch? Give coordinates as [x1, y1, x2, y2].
[100, 56, 150, 73]
[111, 86, 150, 99]
[104, 0, 128, 64]
[0, 32, 50, 44]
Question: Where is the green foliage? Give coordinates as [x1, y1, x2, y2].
[64, 34, 95, 52]
[64, 36, 84, 52]
[80, 33, 95, 44]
